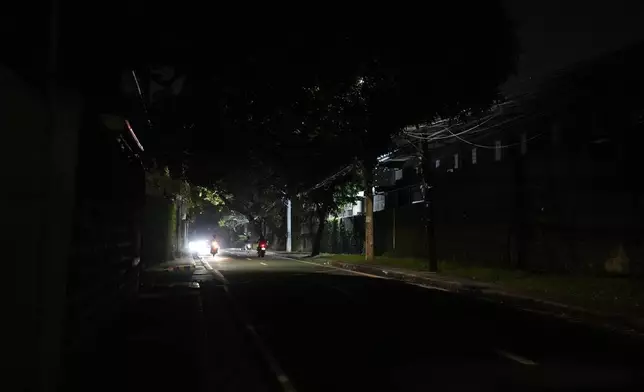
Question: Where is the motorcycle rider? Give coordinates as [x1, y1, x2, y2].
[210, 234, 219, 256]
[257, 235, 267, 251]
[244, 233, 252, 251]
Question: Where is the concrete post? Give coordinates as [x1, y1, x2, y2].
[286, 199, 292, 252]
[364, 165, 374, 261]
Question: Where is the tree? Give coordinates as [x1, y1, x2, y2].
[218, 211, 250, 245]
[301, 170, 362, 256]
[79, 4, 519, 266]
[320, 3, 520, 265]
[207, 159, 287, 239]
[190, 185, 224, 218]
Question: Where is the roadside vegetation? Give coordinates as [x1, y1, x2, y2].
[320, 254, 644, 318]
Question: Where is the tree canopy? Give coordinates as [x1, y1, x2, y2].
[62, 2, 521, 250]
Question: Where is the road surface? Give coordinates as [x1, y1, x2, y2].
[197, 250, 644, 391]
[67, 249, 644, 391]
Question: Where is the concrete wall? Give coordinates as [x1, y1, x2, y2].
[2, 62, 151, 390]
[2, 65, 81, 391]
[316, 116, 644, 276]
[142, 193, 173, 265]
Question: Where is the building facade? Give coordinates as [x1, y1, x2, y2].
[316, 42, 644, 275]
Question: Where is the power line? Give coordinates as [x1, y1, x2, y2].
[403, 100, 522, 139]
[427, 115, 498, 140]
[404, 113, 498, 141]
[299, 163, 356, 196]
[445, 127, 543, 149]
[131, 70, 153, 128]
[404, 105, 549, 149]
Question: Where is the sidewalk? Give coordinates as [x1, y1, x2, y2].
[140, 256, 202, 291]
[277, 252, 644, 337]
[145, 256, 197, 272]
[65, 263, 275, 392]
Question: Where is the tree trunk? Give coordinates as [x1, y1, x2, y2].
[311, 207, 327, 256]
[421, 141, 438, 272]
[249, 217, 262, 238]
[364, 163, 375, 261]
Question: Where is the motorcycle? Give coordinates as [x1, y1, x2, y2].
[189, 239, 211, 259]
[257, 241, 267, 258]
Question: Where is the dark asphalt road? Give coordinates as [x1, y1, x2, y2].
[68, 250, 644, 391]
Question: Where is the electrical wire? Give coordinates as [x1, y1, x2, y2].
[403, 99, 530, 142]
[132, 70, 152, 128]
[404, 112, 529, 142]
[424, 114, 499, 141]
[403, 106, 546, 147]
[445, 127, 543, 149]
[404, 100, 520, 139]
[404, 114, 495, 140]
[300, 163, 356, 195]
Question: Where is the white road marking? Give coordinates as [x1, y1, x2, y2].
[211, 268, 229, 285]
[260, 262, 268, 266]
[201, 260, 213, 271]
[244, 323, 297, 392]
[203, 260, 297, 392]
[496, 349, 538, 366]
[411, 282, 451, 292]
[199, 259, 229, 285]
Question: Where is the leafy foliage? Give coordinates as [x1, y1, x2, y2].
[204, 159, 287, 236]
[85, 2, 520, 252]
[218, 211, 249, 231]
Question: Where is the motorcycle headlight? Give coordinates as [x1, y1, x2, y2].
[188, 241, 199, 252]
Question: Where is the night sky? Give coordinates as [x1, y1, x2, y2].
[502, 0, 644, 95]
[2, 1, 644, 96]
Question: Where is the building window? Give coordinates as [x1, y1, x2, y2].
[494, 140, 502, 161]
[471, 148, 477, 164]
[454, 153, 459, 169]
[374, 194, 385, 212]
[520, 133, 527, 155]
[435, 159, 440, 168]
[394, 169, 403, 181]
[411, 186, 423, 204]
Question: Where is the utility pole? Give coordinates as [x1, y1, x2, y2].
[421, 140, 438, 272]
[364, 164, 374, 261]
[286, 199, 292, 252]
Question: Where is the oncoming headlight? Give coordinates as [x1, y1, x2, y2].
[188, 241, 198, 252]
[189, 240, 210, 254]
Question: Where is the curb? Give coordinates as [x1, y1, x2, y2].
[144, 263, 197, 273]
[162, 263, 197, 273]
[283, 255, 644, 338]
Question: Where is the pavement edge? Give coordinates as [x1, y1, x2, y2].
[276, 254, 644, 339]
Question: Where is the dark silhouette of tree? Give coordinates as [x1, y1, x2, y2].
[61, 3, 519, 260]
[303, 4, 520, 264]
